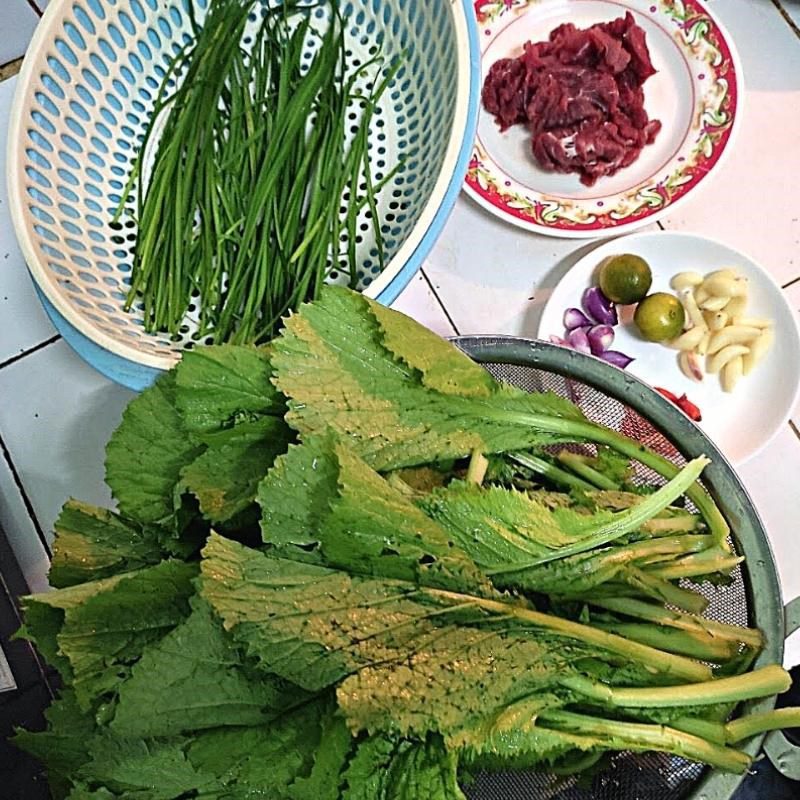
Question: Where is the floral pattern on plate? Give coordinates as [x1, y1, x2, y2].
[465, 0, 741, 237]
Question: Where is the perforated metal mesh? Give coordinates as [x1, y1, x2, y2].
[464, 362, 751, 800]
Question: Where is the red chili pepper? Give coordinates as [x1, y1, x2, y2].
[654, 387, 702, 422]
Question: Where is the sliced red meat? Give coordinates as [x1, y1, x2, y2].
[481, 58, 529, 130]
[482, 11, 661, 186]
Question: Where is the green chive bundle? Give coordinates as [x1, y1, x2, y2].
[116, 0, 402, 345]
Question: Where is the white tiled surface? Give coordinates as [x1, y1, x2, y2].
[785, 279, 800, 433]
[0, 445, 49, 593]
[0, 79, 57, 364]
[1, 3, 799, 673]
[391, 271, 456, 337]
[0, 0, 40, 68]
[779, 0, 800, 29]
[0, 340, 134, 546]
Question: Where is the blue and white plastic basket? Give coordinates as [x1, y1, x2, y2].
[8, 0, 480, 390]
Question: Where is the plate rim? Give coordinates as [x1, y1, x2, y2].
[534, 229, 800, 464]
[463, 0, 744, 239]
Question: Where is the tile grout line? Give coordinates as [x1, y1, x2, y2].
[0, 57, 24, 83]
[420, 267, 461, 336]
[0, 433, 52, 559]
[0, 334, 61, 371]
[772, 0, 800, 41]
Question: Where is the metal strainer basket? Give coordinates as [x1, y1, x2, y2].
[453, 335, 800, 800]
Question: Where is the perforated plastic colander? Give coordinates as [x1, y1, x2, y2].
[7, 0, 479, 389]
[453, 336, 800, 800]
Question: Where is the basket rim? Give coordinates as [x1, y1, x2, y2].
[7, 0, 481, 373]
[452, 334, 786, 800]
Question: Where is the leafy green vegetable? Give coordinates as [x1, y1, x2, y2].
[22, 694, 345, 800]
[75, 732, 213, 800]
[458, 693, 605, 772]
[342, 735, 465, 800]
[421, 456, 706, 576]
[174, 345, 283, 435]
[177, 698, 339, 797]
[105, 344, 294, 534]
[538, 709, 750, 773]
[105, 372, 200, 526]
[181, 417, 292, 523]
[110, 597, 311, 738]
[21, 560, 196, 708]
[200, 534, 710, 697]
[272, 288, 584, 470]
[258, 431, 711, 610]
[13, 689, 97, 787]
[273, 287, 731, 547]
[49, 501, 165, 588]
[285, 708, 353, 800]
[259, 434, 488, 591]
[590, 597, 763, 650]
[20, 285, 800, 799]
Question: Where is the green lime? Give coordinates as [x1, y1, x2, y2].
[634, 293, 685, 342]
[599, 254, 653, 305]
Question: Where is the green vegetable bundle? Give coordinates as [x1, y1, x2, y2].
[15, 288, 800, 799]
[118, 0, 401, 344]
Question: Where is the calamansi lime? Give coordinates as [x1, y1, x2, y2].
[599, 254, 653, 305]
[634, 293, 685, 342]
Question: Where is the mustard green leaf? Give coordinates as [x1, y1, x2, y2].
[77, 733, 213, 799]
[22, 561, 196, 708]
[285, 708, 353, 800]
[200, 536, 593, 743]
[258, 434, 341, 548]
[49, 500, 165, 588]
[174, 344, 284, 436]
[367, 299, 495, 399]
[342, 735, 465, 800]
[13, 689, 97, 783]
[259, 435, 488, 592]
[181, 417, 293, 523]
[200, 534, 438, 692]
[184, 697, 339, 796]
[111, 597, 312, 738]
[105, 371, 202, 525]
[272, 287, 584, 471]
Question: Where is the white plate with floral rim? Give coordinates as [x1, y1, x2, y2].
[536, 232, 800, 465]
[464, 0, 742, 238]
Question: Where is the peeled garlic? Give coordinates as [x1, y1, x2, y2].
[708, 344, 750, 374]
[679, 351, 704, 382]
[721, 356, 743, 393]
[670, 326, 707, 351]
[742, 328, 774, 375]
[707, 326, 762, 354]
[670, 271, 704, 291]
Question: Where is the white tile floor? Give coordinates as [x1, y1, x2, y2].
[0, 339, 134, 550]
[779, 0, 800, 29]
[1, 1, 800, 678]
[0, 0, 40, 68]
[391, 271, 457, 338]
[0, 79, 58, 365]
